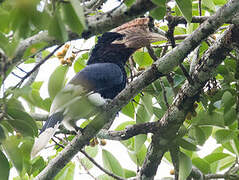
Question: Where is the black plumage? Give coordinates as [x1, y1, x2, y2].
[31, 18, 166, 157]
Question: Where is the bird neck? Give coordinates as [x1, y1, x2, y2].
[87, 44, 136, 66]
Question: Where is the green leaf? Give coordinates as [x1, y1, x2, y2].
[97, 174, 114, 180]
[23, 42, 48, 59]
[150, 7, 166, 20]
[30, 10, 50, 31]
[153, 107, 164, 119]
[136, 95, 152, 124]
[124, 168, 136, 178]
[10, 9, 30, 39]
[121, 101, 135, 119]
[218, 155, 236, 171]
[191, 126, 206, 145]
[179, 152, 192, 180]
[7, 108, 38, 136]
[222, 138, 239, 156]
[0, 32, 9, 53]
[202, 0, 215, 11]
[6, 98, 24, 111]
[143, 80, 162, 96]
[2, 136, 23, 174]
[80, 157, 93, 170]
[192, 111, 224, 127]
[32, 81, 44, 91]
[85, 145, 98, 158]
[61, 3, 84, 34]
[224, 107, 237, 126]
[115, 121, 135, 131]
[124, 0, 136, 7]
[128, 144, 147, 166]
[0, 7, 10, 33]
[0, 124, 6, 143]
[0, 150, 10, 180]
[133, 51, 153, 67]
[7, 119, 35, 137]
[135, 134, 147, 153]
[175, 0, 192, 23]
[213, 0, 227, 5]
[29, 156, 46, 176]
[48, 12, 68, 42]
[19, 137, 34, 161]
[54, 162, 75, 180]
[69, 0, 86, 28]
[176, 137, 198, 151]
[192, 157, 210, 174]
[151, 0, 166, 6]
[102, 149, 124, 177]
[204, 153, 229, 164]
[24, 58, 36, 64]
[221, 91, 235, 112]
[73, 53, 88, 73]
[173, 74, 186, 87]
[48, 65, 69, 100]
[215, 129, 237, 144]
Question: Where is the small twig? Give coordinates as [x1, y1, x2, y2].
[51, 138, 65, 149]
[152, 43, 177, 48]
[16, 66, 28, 73]
[53, 134, 68, 146]
[166, 15, 194, 85]
[16, 45, 51, 66]
[13, 44, 63, 88]
[198, 0, 202, 16]
[146, 45, 157, 61]
[166, 73, 177, 95]
[77, 155, 97, 180]
[0, 52, 8, 120]
[128, 57, 137, 82]
[169, 146, 179, 180]
[160, 45, 168, 57]
[80, 149, 126, 180]
[72, 48, 90, 54]
[159, 78, 169, 108]
[23, 52, 42, 87]
[11, 72, 23, 79]
[205, 173, 239, 179]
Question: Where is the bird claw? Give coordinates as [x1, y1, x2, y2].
[105, 99, 113, 104]
[74, 127, 84, 135]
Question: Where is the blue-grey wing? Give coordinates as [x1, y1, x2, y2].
[69, 63, 126, 99]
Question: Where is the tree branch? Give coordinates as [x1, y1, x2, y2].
[13, 44, 63, 88]
[80, 150, 126, 180]
[140, 24, 239, 179]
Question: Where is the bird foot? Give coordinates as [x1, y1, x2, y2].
[74, 127, 84, 136]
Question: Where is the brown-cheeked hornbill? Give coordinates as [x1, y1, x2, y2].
[31, 18, 166, 157]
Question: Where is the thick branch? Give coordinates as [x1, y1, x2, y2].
[169, 14, 239, 25]
[140, 25, 239, 179]
[97, 121, 158, 141]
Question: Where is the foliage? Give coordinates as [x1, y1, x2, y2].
[0, 0, 238, 180]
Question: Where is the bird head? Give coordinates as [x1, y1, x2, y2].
[111, 17, 166, 50]
[87, 18, 166, 65]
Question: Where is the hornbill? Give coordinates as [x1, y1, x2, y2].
[31, 18, 166, 157]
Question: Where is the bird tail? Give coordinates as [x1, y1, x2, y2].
[31, 112, 63, 158]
